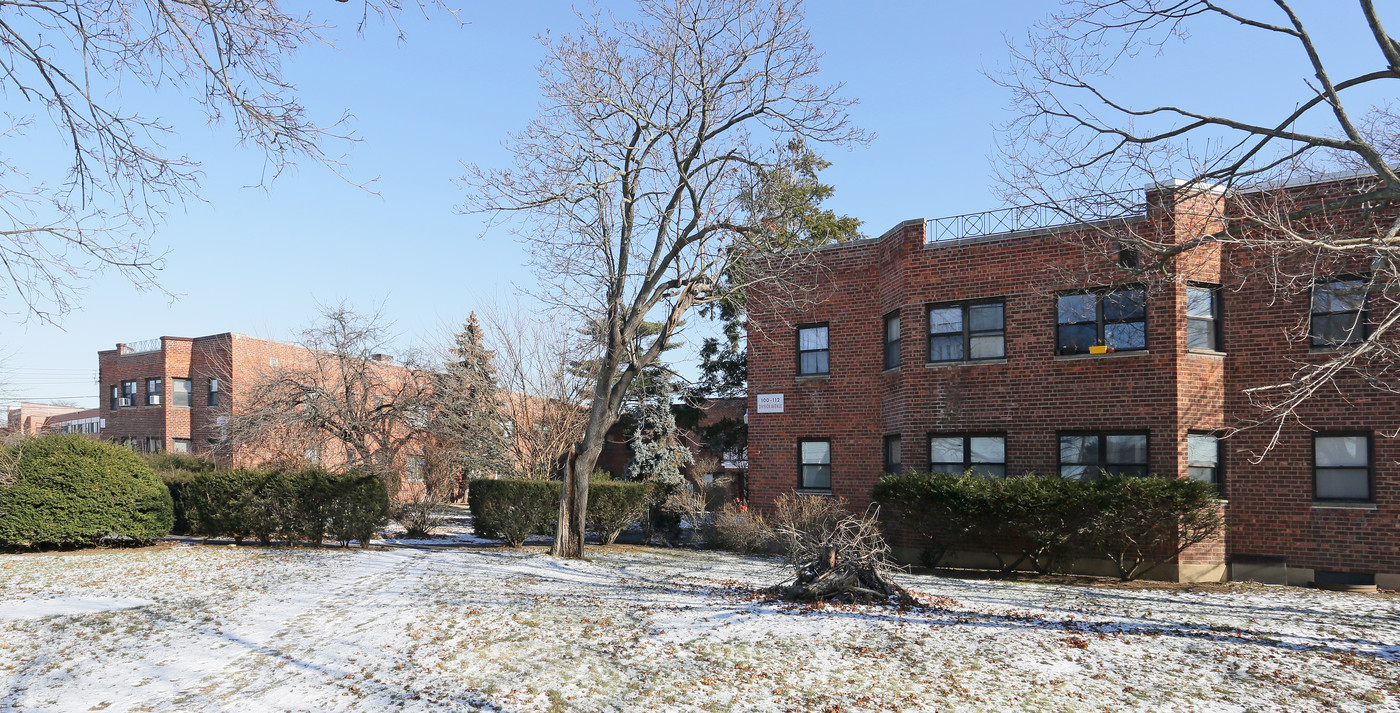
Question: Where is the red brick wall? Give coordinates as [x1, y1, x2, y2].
[747, 177, 1400, 580]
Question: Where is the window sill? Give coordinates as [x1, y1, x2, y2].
[795, 374, 830, 381]
[1311, 501, 1377, 510]
[795, 489, 833, 496]
[924, 358, 1007, 369]
[1055, 350, 1150, 361]
[882, 366, 901, 374]
[1186, 349, 1227, 358]
[1309, 346, 1361, 355]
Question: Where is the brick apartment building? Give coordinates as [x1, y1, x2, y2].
[4, 402, 99, 436]
[98, 333, 319, 461]
[747, 174, 1399, 587]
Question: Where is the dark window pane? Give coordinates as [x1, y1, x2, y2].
[1316, 468, 1369, 500]
[1188, 466, 1217, 484]
[929, 307, 962, 334]
[928, 334, 964, 362]
[1059, 435, 1097, 465]
[1105, 322, 1146, 350]
[1060, 464, 1096, 480]
[969, 335, 1004, 359]
[969, 303, 1003, 332]
[1104, 289, 1146, 321]
[1310, 313, 1364, 346]
[802, 465, 832, 490]
[930, 462, 965, 476]
[800, 351, 828, 375]
[974, 464, 1007, 478]
[1106, 434, 1147, 464]
[885, 340, 900, 369]
[1057, 324, 1096, 354]
[1186, 287, 1214, 317]
[1187, 319, 1215, 350]
[1057, 294, 1096, 324]
[1112, 465, 1149, 478]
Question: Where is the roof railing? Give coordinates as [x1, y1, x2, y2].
[119, 338, 162, 355]
[926, 189, 1145, 243]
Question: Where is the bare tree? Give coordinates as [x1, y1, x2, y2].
[0, 0, 451, 323]
[998, 1, 1400, 444]
[475, 298, 592, 480]
[226, 303, 431, 483]
[462, 0, 865, 558]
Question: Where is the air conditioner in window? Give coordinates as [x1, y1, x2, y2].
[149, 395, 161, 405]
[118, 397, 133, 407]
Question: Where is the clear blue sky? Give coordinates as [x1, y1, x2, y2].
[1, 1, 1389, 408]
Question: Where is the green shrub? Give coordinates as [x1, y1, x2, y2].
[1086, 476, 1224, 580]
[467, 479, 559, 546]
[0, 434, 173, 547]
[183, 468, 390, 547]
[875, 471, 1224, 580]
[145, 452, 219, 535]
[326, 471, 391, 548]
[587, 481, 653, 544]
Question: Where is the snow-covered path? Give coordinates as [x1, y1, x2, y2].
[1, 544, 1398, 712]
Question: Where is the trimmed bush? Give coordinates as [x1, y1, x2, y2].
[0, 434, 173, 547]
[183, 468, 390, 547]
[875, 471, 1224, 580]
[587, 481, 653, 544]
[145, 452, 219, 535]
[468, 479, 559, 546]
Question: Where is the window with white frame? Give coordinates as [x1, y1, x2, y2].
[1186, 285, 1222, 351]
[1187, 433, 1221, 487]
[172, 378, 192, 408]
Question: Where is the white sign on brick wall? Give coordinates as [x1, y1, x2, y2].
[756, 393, 784, 413]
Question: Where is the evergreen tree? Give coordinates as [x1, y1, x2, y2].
[434, 313, 513, 480]
[623, 384, 693, 488]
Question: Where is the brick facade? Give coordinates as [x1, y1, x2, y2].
[748, 178, 1398, 585]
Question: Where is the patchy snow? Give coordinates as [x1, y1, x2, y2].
[0, 596, 153, 620]
[0, 544, 1397, 712]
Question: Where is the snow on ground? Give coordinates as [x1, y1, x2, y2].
[1, 542, 1398, 712]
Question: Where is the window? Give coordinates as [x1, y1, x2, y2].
[927, 300, 1005, 363]
[1310, 278, 1367, 347]
[928, 434, 1006, 477]
[883, 311, 901, 370]
[305, 447, 321, 465]
[798, 439, 831, 490]
[1057, 288, 1146, 355]
[172, 438, 191, 454]
[208, 378, 220, 407]
[1314, 434, 1371, 501]
[884, 435, 902, 474]
[172, 378, 192, 408]
[145, 378, 163, 406]
[1059, 432, 1148, 478]
[109, 385, 120, 411]
[144, 437, 163, 453]
[796, 324, 829, 376]
[406, 455, 427, 483]
[121, 381, 137, 407]
[1187, 432, 1221, 488]
[1186, 285, 1222, 352]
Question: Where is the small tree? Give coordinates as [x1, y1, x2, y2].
[431, 313, 513, 482]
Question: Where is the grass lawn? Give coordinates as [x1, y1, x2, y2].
[1, 542, 1398, 712]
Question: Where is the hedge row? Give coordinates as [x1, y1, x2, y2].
[873, 472, 1223, 580]
[0, 434, 173, 547]
[467, 479, 653, 547]
[177, 468, 391, 547]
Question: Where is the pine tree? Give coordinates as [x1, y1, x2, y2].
[434, 313, 513, 480]
[623, 385, 693, 488]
